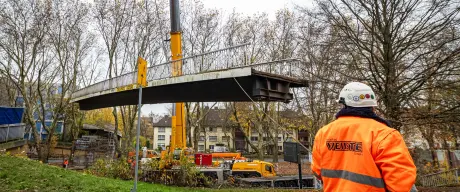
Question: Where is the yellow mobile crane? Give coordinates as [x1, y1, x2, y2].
[169, 0, 186, 154]
[159, 0, 192, 167]
[153, 1, 316, 188]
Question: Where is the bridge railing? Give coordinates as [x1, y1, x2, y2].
[73, 43, 251, 98]
[147, 43, 251, 81]
[72, 42, 304, 99]
[240, 58, 303, 78]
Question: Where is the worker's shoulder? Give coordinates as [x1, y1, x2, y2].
[320, 117, 396, 133]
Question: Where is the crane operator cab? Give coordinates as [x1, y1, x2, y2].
[173, 148, 182, 160]
[171, 147, 194, 161]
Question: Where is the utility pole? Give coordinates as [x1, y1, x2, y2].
[132, 57, 147, 192]
[298, 135, 303, 189]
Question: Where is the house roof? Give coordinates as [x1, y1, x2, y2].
[152, 115, 172, 127]
[151, 108, 231, 127]
[202, 108, 233, 127]
[82, 124, 122, 137]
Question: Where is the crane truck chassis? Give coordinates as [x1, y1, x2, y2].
[141, 158, 318, 189]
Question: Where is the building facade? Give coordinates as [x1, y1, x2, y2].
[194, 126, 235, 152]
[150, 107, 308, 154]
[152, 116, 172, 150]
[16, 92, 65, 141]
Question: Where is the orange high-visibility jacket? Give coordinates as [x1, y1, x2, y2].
[311, 116, 417, 192]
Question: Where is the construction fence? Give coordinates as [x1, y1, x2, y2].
[0, 123, 25, 143]
[411, 149, 460, 171]
[412, 148, 460, 187]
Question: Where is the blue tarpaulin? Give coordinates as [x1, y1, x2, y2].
[0, 107, 24, 125]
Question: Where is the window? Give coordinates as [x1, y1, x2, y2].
[157, 143, 165, 149]
[199, 136, 205, 141]
[158, 127, 165, 133]
[250, 136, 258, 141]
[209, 136, 217, 142]
[208, 127, 214, 132]
[209, 145, 214, 150]
[158, 135, 165, 141]
[198, 145, 205, 151]
[265, 165, 273, 173]
[222, 136, 230, 142]
[278, 146, 283, 151]
[278, 137, 282, 142]
[56, 122, 63, 133]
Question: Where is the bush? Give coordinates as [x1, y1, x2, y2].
[177, 153, 211, 187]
[85, 157, 133, 180]
[144, 152, 211, 187]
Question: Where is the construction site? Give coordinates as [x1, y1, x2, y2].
[1, 0, 460, 191]
[68, 0, 315, 189]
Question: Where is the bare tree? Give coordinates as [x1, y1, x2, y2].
[93, 0, 132, 156]
[181, 0, 221, 56]
[291, 7, 351, 149]
[0, 0, 90, 162]
[312, 0, 460, 131]
[0, 0, 49, 160]
[231, 102, 261, 156]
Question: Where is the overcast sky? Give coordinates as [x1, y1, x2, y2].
[141, 0, 313, 116]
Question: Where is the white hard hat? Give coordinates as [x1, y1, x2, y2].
[337, 82, 377, 107]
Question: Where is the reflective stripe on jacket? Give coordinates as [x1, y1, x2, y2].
[311, 116, 417, 192]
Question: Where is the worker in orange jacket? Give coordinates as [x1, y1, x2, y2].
[311, 82, 417, 192]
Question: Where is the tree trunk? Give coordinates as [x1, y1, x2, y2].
[112, 107, 122, 156]
[204, 127, 207, 152]
[39, 143, 50, 163]
[193, 103, 201, 151]
[231, 126, 236, 151]
[257, 124, 264, 160]
[232, 106, 260, 154]
[193, 127, 199, 151]
[185, 103, 192, 147]
[272, 129, 279, 163]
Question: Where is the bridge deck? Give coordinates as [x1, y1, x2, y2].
[71, 43, 307, 110]
[74, 67, 306, 110]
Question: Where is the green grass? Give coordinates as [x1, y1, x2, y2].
[0, 155, 310, 192]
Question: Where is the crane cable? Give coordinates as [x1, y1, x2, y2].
[233, 77, 311, 153]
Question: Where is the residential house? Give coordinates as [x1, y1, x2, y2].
[152, 115, 172, 150]
[246, 128, 298, 154]
[193, 107, 235, 152]
[150, 107, 307, 154]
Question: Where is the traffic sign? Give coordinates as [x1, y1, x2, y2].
[137, 57, 147, 87]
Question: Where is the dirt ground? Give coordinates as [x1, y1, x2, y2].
[274, 162, 312, 175]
